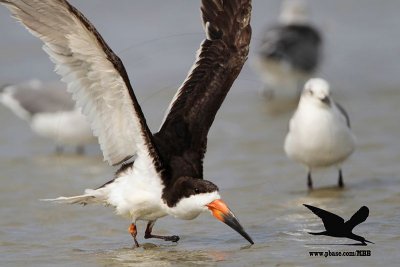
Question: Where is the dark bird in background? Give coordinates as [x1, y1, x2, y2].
[304, 204, 374, 245]
[254, 0, 322, 112]
[0, 0, 253, 247]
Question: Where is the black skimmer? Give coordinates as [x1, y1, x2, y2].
[254, 0, 322, 111]
[284, 78, 355, 189]
[0, 0, 253, 246]
[304, 204, 374, 245]
[0, 80, 95, 154]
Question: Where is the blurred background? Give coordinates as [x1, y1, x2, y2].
[0, 1, 399, 266]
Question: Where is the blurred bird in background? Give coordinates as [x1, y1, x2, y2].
[0, 80, 96, 154]
[254, 0, 322, 113]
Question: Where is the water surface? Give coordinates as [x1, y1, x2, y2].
[1, 1, 400, 266]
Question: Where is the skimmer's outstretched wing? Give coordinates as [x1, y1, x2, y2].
[1, 0, 162, 171]
[155, 0, 252, 180]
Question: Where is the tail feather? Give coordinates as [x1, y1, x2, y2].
[40, 195, 94, 205]
[40, 189, 104, 205]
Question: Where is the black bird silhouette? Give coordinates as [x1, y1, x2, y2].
[304, 204, 374, 245]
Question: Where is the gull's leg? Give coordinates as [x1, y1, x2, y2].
[307, 170, 313, 190]
[338, 168, 344, 188]
[129, 223, 140, 248]
[144, 220, 180, 243]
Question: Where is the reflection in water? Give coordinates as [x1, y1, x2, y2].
[97, 246, 231, 267]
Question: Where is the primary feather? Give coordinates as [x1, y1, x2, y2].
[1, 0, 161, 168]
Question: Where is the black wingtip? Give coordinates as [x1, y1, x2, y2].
[360, 206, 369, 211]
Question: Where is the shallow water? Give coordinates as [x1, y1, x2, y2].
[1, 1, 400, 266]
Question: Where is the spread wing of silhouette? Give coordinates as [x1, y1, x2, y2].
[344, 206, 369, 230]
[304, 204, 344, 231]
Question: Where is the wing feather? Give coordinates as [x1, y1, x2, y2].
[335, 101, 351, 128]
[1, 0, 162, 169]
[155, 0, 252, 180]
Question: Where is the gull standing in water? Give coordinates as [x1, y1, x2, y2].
[254, 0, 322, 112]
[0, 0, 253, 246]
[0, 80, 95, 153]
[284, 78, 355, 189]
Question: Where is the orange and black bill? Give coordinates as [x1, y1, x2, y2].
[207, 199, 254, 245]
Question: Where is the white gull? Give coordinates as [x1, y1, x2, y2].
[284, 78, 356, 189]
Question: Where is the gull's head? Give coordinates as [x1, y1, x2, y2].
[300, 78, 331, 107]
[164, 176, 254, 244]
[279, 0, 309, 25]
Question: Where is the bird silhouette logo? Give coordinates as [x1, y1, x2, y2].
[304, 204, 374, 245]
